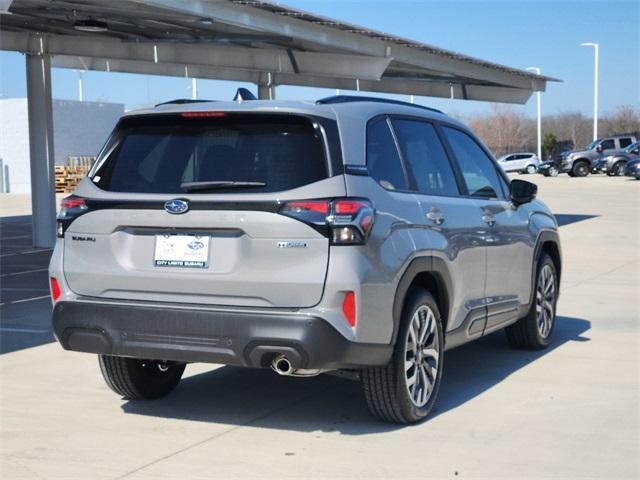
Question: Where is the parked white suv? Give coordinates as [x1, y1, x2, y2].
[497, 152, 540, 174]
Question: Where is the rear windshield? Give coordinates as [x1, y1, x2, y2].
[91, 114, 328, 194]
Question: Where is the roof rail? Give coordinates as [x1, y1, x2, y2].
[155, 99, 214, 107]
[316, 95, 443, 114]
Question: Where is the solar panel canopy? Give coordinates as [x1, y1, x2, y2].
[1, 0, 557, 103]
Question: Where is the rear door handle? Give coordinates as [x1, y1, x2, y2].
[482, 214, 496, 227]
[426, 211, 445, 225]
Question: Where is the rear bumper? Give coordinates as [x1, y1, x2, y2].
[52, 300, 392, 370]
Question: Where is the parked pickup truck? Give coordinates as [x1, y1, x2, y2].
[554, 135, 637, 177]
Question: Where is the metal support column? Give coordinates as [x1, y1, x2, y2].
[257, 73, 276, 100]
[257, 83, 276, 100]
[26, 53, 57, 248]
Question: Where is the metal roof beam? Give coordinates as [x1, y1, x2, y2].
[50, 54, 533, 104]
[0, 31, 392, 80]
[129, 0, 546, 91]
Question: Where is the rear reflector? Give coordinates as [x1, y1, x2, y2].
[342, 291, 356, 327]
[181, 111, 227, 118]
[50, 277, 61, 302]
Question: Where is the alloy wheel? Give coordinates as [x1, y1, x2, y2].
[404, 305, 439, 407]
[614, 163, 625, 176]
[535, 264, 556, 338]
[575, 163, 589, 177]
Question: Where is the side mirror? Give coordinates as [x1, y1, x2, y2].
[510, 179, 537, 206]
[596, 145, 603, 153]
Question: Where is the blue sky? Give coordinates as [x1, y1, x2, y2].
[1, 0, 638, 117]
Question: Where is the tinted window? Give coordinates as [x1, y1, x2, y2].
[442, 126, 505, 199]
[619, 138, 633, 148]
[93, 114, 327, 193]
[391, 119, 459, 196]
[600, 139, 615, 150]
[366, 117, 407, 190]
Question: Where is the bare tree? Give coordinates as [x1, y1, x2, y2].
[601, 105, 640, 136]
[464, 105, 639, 157]
[466, 105, 533, 156]
[544, 112, 592, 149]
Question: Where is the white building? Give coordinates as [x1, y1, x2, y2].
[0, 98, 124, 193]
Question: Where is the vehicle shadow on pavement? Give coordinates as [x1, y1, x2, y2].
[554, 214, 598, 227]
[434, 315, 590, 418]
[121, 315, 589, 433]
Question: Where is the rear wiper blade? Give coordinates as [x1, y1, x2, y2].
[180, 181, 267, 192]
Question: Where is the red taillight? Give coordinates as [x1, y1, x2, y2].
[57, 195, 89, 238]
[60, 195, 87, 210]
[181, 111, 227, 118]
[342, 291, 356, 327]
[50, 277, 61, 302]
[334, 200, 367, 215]
[279, 198, 375, 245]
[284, 200, 330, 215]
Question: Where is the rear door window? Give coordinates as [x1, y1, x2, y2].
[619, 137, 633, 148]
[92, 114, 329, 194]
[366, 117, 408, 191]
[390, 119, 459, 196]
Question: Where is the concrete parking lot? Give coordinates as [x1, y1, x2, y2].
[1, 175, 638, 479]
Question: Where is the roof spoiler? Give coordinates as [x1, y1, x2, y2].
[155, 99, 214, 107]
[317, 95, 443, 114]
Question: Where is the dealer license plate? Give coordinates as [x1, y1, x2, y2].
[154, 234, 210, 268]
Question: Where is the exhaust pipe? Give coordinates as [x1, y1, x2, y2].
[271, 354, 293, 376]
[270, 354, 327, 377]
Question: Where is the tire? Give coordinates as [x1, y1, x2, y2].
[526, 164, 537, 174]
[571, 161, 590, 177]
[610, 161, 626, 177]
[548, 166, 559, 177]
[362, 289, 444, 423]
[98, 355, 186, 399]
[506, 253, 558, 350]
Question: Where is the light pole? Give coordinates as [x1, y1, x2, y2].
[77, 70, 84, 102]
[527, 67, 542, 160]
[191, 78, 198, 100]
[581, 42, 599, 141]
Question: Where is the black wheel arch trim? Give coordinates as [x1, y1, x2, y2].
[390, 256, 453, 346]
[529, 230, 562, 308]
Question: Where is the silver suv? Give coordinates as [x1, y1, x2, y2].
[496, 152, 540, 174]
[50, 94, 562, 424]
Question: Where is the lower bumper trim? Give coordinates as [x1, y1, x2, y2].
[52, 300, 392, 369]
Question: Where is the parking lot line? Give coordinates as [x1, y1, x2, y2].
[0, 295, 50, 306]
[0, 268, 48, 277]
[0, 250, 52, 258]
[0, 327, 50, 334]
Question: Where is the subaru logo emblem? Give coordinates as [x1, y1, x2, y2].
[187, 240, 205, 250]
[164, 199, 189, 215]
